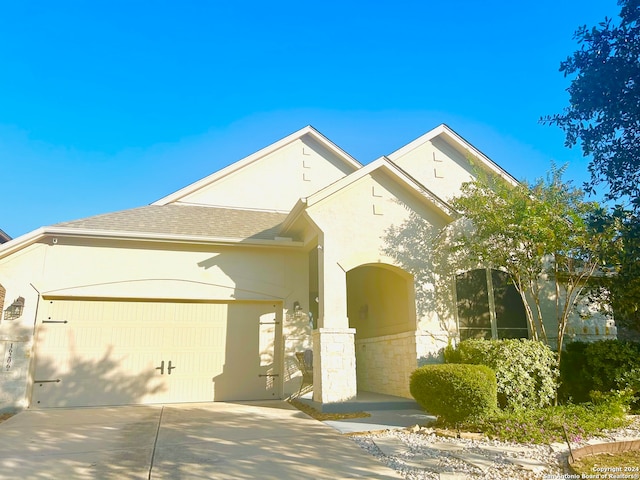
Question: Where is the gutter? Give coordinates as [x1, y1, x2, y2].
[0, 226, 304, 260]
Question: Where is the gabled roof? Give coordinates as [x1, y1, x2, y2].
[307, 156, 456, 215]
[0, 123, 516, 260]
[279, 156, 457, 235]
[388, 123, 519, 186]
[153, 125, 362, 206]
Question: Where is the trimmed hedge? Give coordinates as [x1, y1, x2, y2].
[410, 363, 497, 424]
[444, 339, 558, 410]
[560, 340, 640, 406]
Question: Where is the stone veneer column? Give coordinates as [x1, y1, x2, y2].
[312, 327, 357, 404]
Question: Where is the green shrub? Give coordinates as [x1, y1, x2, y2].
[560, 340, 640, 407]
[410, 363, 497, 424]
[465, 390, 632, 444]
[445, 338, 558, 410]
[558, 340, 591, 403]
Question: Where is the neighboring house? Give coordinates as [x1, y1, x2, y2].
[0, 229, 10, 244]
[0, 125, 616, 411]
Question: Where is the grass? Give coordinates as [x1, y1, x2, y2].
[288, 399, 371, 421]
[571, 450, 640, 475]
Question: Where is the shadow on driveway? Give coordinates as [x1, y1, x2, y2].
[0, 401, 402, 479]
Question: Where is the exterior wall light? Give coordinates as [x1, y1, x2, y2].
[4, 297, 25, 321]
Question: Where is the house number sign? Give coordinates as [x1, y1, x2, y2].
[3, 342, 13, 373]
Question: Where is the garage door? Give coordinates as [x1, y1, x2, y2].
[31, 298, 281, 408]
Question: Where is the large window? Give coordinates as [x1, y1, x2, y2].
[455, 269, 528, 340]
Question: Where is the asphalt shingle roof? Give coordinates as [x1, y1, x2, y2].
[54, 205, 288, 241]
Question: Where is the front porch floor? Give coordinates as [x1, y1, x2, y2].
[297, 390, 420, 413]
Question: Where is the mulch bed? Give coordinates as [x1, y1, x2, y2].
[288, 399, 371, 421]
[0, 413, 15, 424]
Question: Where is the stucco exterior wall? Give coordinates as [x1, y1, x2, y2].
[534, 278, 616, 349]
[177, 136, 354, 212]
[307, 169, 450, 329]
[305, 169, 453, 401]
[391, 136, 477, 204]
[34, 238, 306, 301]
[0, 244, 47, 411]
[282, 310, 314, 397]
[0, 237, 312, 410]
[347, 266, 413, 338]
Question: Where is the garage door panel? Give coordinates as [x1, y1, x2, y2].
[32, 299, 281, 408]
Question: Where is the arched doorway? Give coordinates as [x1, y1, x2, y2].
[346, 264, 415, 396]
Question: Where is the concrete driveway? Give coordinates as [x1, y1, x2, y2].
[0, 401, 402, 480]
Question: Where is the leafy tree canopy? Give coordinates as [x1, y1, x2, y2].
[597, 205, 640, 330]
[447, 165, 614, 355]
[542, 0, 640, 209]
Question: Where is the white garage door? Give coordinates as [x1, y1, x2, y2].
[32, 298, 281, 408]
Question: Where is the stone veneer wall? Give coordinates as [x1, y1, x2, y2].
[355, 331, 419, 398]
[312, 328, 357, 404]
[354, 330, 451, 399]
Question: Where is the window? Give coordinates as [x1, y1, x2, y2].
[455, 269, 528, 340]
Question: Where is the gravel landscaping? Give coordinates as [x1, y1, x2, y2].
[349, 416, 640, 479]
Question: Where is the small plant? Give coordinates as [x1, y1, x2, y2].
[445, 338, 558, 410]
[410, 363, 497, 425]
[463, 390, 632, 444]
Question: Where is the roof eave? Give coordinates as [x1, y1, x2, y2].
[0, 227, 303, 258]
[0, 228, 47, 260]
[278, 198, 308, 236]
[48, 227, 304, 247]
[388, 123, 520, 187]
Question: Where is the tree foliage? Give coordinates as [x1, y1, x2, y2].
[446, 166, 613, 356]
[542, 0, 640, 209]
[543, 1, 640, 332]
[560, 339, 640, 407]
[595, 207, 640, 330]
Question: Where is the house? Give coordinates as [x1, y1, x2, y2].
[0, 125, 616, 412]
[0, 229, 10, 244]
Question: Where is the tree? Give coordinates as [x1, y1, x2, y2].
[542, 0, 640, 209]
[445, 166, 613, 360]
[543, 1, 640, 332]
[596, 206, 640, 333]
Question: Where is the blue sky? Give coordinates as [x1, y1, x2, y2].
[0, 1, 620, 238]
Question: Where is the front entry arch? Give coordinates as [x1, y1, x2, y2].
[346, 264, 416, 397]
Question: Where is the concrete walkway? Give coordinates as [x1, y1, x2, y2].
[323, 409, 435, 434]
[0, 401, 402, 480]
